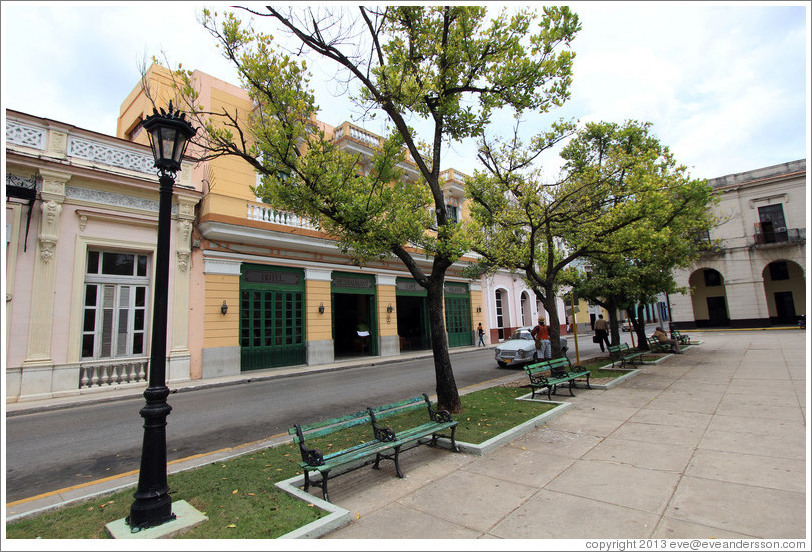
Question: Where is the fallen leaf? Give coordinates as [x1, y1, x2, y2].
[232, 489, 238, 494]
[226, 524, 236, 528]
[355, 512, 361, 520]
[248, 493, 255, 496]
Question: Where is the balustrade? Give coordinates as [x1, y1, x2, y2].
[79, 358, 148, 389]
[247, 203, 317, 230]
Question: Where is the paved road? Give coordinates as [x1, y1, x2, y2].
[4, 326, 641, 503]
[5, 347, 507, 502]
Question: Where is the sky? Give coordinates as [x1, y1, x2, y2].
[1, 1, 809, 181]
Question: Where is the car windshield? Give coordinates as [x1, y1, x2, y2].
[509, 330, 533, 341]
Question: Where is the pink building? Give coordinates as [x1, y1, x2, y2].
[5, 110, 201, 402]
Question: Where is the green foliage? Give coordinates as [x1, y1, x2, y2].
[169, 6, 581, 271]
[159, 5, 583, 411]
[467, 119, 717, 300]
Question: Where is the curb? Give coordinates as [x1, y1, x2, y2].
[272, 399, 574, 538]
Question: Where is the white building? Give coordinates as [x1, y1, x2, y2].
[671, 159, 806, 328]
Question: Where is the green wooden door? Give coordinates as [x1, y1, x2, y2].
[240, 266, 306, 370]
[444, 282, 473, 347]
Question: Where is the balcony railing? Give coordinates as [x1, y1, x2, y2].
[753, 227, 805, 246]
[79, 357, 148, 389]
[247, 202, 318, 231]
[333, 121, 383, 148]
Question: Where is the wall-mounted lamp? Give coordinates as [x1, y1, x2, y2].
[221, 300, 228, 315]
[318, 302, 325, 314]
[387, 303, 393, 314]
[476, 306, 482, 313]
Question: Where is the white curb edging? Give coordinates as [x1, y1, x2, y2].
[274, 477, 352, 539]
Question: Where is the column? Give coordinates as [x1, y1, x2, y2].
[20, 169, 70, 399]
[376, 274, 399, 357]
[305, 268, 334, 365]
[167, 197, 196, 382]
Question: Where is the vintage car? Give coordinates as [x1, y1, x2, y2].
[494, 326, 568, 368]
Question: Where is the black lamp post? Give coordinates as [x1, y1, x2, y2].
[127, 101, 196, 531]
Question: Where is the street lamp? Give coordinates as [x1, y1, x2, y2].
[127, 101, 196, 532]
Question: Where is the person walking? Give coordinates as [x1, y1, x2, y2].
[477, 323, 486, 346]
[531, 316, 552, 359]
[593, 314, 611, 352]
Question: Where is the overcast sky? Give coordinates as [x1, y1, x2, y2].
[2, 1, 809, 181]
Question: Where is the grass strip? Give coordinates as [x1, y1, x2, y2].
[5, 386, 554, 539]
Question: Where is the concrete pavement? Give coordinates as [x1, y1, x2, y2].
[320, 329, 808, 540]
[5, 329, 809, 541]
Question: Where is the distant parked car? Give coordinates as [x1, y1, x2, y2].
[494, 326, 568, 369]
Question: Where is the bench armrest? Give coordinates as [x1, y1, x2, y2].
[422, 393, 454, 423]
[367, 407, 398, 442]
[294, 424, 325, 466]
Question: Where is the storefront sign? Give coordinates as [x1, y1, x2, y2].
[333, 276, 373, 289]
[243, 269, 301, 286]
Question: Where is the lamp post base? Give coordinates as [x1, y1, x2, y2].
[126, 494, 175, 532]
[109, 500, 207, 538]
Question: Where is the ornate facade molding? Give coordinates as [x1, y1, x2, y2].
[65, 185, 159, 213]
[67, 135, 156, 175]
[176, 219, 193, 272]
[5, 120, 46, 150]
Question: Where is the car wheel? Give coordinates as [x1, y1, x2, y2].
[497, 361, 508, 369]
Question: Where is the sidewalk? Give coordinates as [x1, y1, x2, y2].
[6, 330, 809, 540]
[322, 330, 808, 540]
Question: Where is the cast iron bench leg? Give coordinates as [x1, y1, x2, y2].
[321, 471, 331, 503]
[449, 427, 459, 452]
[393, 446, 404, 478]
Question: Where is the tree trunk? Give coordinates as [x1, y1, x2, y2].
[634, 304, 649, 350]
[425, 278, 462, 413]
[606, 297, 622, 346]
[541, 284, 565, 358]
[626, 306, 646, 350]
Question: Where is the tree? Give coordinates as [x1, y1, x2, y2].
[466, 120, 715, 357]
[168, 6, 581, 412]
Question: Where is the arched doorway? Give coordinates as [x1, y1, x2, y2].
[762, 260, 806, 324]
[689, 268, 730, 327]
[494, 288, 510, 340]
[520, 291, 533, 327]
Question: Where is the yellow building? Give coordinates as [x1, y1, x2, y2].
[118, 65, 484, 379]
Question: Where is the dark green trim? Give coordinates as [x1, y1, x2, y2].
[396, 277, 427, 297]
[332, 271, 376, 295]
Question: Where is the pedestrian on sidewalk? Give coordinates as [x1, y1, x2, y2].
[531, 316, 551, 359]
[477, 323, 486, 346]
[593, 314, 611, 352]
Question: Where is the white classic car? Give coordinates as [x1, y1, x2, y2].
[494, 326, 568, 368]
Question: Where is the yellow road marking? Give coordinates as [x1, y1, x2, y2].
[6, 432, 289, 508]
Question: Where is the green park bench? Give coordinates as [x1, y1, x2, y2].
[607, 343, 644, 369]
[524, 357, 591, 400]
[289, 394, 457, 502]
[647, 336, 672, 353]
[670, 330, 691, 345]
